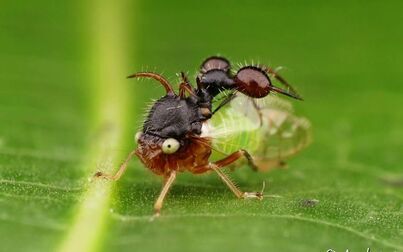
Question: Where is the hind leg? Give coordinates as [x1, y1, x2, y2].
[192, 149, 264, 199]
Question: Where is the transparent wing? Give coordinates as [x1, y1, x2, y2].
[207, 93, 312, 171]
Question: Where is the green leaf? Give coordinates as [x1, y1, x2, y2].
[1, 1, 402, 252]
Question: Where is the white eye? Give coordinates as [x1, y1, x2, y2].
[162, 138, 180, 154]
[135, 132, 142, 143]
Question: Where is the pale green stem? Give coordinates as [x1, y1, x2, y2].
[58, 0, 132, 252]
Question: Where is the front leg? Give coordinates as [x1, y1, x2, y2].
[193, 149, 263, 200]
[94, 149, 137, 181]
[153, 171, 177, 217]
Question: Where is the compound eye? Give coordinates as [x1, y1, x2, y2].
[235, 66, 271, 98]
[200, 56, 231, 73]
[134, 131, 142, 143]
[161, 138, 180, 154]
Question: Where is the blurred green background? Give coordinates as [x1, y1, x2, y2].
[0, 0, 402, 251]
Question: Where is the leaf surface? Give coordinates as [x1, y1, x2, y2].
[1, 1, 402, 252]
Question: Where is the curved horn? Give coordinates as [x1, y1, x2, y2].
[127, 72, 174, 94]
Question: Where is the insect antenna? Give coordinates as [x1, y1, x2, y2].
[127, 72, 175, 95]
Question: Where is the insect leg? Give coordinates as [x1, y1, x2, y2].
[214, 149, 258, 171]
[193, 150, 263, 199]
[212, 92, 237, 115]
[94, 149, 137, 181]
[153, 171, 177, 217]
[212, 165, 263, 199]
[192, 149, 258, 173]
[251, 98, 264, 127]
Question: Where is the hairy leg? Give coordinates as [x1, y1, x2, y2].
[94, 150, 137, 181]
[153, 171, 177, 217]
[192, 149, 263, 199]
